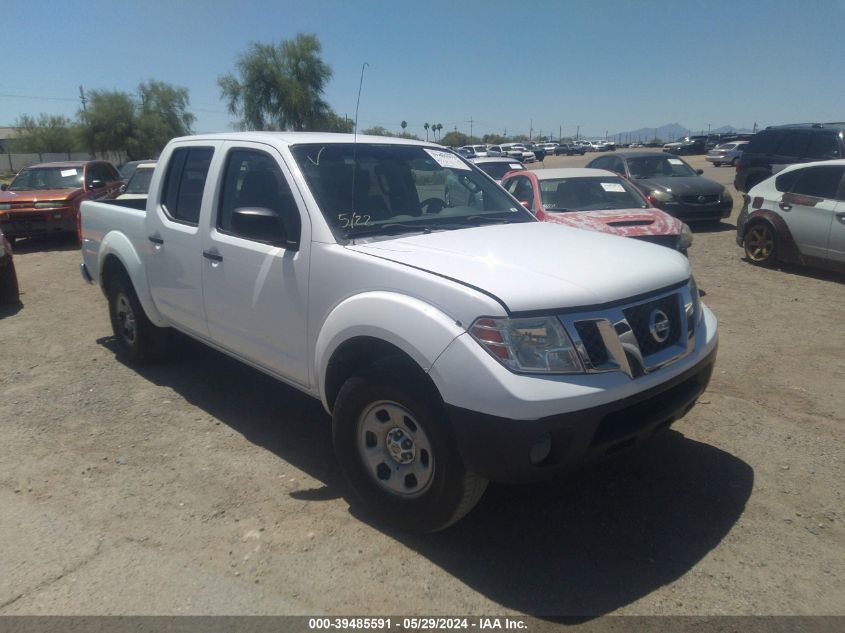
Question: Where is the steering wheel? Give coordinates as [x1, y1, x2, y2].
[420, 197, 445, 214]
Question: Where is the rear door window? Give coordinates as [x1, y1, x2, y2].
[745, 130, 783, 154]
[775, 168, 804, 193]
[789, 165, 845, 200]
[775, 131, 811, 158]
[161, 147, 214, 225]
[805, 133, 841, 160]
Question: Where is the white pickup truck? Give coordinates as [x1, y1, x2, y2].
[80, 132, 718, 532]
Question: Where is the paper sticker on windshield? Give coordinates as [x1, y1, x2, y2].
[60, 169, 78, 177]
[600, 182, 625, 192]
[509, 163, 523, 169]
[667, 158, 683, 165]
[425, 149, 470, 170]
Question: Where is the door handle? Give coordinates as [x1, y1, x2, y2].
[778, 202, 792, 211]
[202, 250, 223, 262]
[148, 235, 164, 245]
[836, 212, 845, 224]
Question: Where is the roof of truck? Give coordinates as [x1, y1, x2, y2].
[171, 132, 441, 147]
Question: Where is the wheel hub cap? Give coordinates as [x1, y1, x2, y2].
[386, 428, 415, 464]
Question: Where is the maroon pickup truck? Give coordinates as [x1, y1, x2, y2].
[0, 160, 122, 244]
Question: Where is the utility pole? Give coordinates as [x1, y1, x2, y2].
[79, 85, 88, 113]
[79, 85, 93, 158]
[576, 125, 580, 141]
[529, 118, 533, 141]
[559, 125, 562, 141]
[469, 117, 473, 139]
[707, 123, 711, 134]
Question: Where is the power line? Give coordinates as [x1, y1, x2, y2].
[0, 92, 77, 102]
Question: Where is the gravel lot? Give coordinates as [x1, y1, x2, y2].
[0, 150, 843, 619]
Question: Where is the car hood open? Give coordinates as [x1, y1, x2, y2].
[347, 222, 690, 313]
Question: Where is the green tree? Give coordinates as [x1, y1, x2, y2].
[439, 131, 469, 147]
[423, 122, 430, 141]
[218, 33, 333, 131]
[13, 114, 80, 153]
[81, 90, 136, 155]
[435, 123, 443, 140]
[315, 111, 353, 133]
[482, 133, 505, 144]
[129, 80, 195, 158]
[361, 126, 394, 137]
[400, 120, 407, 134]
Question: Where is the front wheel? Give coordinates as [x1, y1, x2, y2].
[106, 272, 169, 363]
[332, 361, 487, 532]
[743, 222, 777, 266]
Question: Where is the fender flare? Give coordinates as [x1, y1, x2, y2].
[314, 291, 466, 411]
[97, 230, 167, 326]
[742, 209, 802, 264]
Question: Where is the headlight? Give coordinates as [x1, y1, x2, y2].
[469, 316, 583, 374]
[689, 276, 702, 325]
[679, 223, 694, 250]
[34, 201, 66, 209]
[650, 190, 674, 202]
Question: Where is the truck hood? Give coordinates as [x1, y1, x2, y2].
[347, 223, 690, 313]
[538, 207, 682, 237]
[0, 188, 79, 203]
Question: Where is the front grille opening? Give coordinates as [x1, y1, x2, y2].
[574, 321, 609, 366]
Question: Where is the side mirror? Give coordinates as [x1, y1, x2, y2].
[696, 169, 704, 175]
[89, 179, 105, 190]
[231, 207, 299, 251]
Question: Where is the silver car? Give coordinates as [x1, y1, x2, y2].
[706, 141, 749, 167]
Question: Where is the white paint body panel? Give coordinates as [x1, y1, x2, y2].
[80, 132, 715, 423]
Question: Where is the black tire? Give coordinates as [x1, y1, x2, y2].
[105, 271, 169, 363]
[743, 222, 777, 266]
[332, 359, 487, 532]
[713, 162, 722, 167]
[0, 259, 20, 305]
[731, 157, 739, 167]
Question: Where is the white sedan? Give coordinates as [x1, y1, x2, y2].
[736, 159, 845, 272]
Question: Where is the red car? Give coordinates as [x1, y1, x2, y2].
[0, 160, 122, 244]
[501, 167, 693, 253]
[0, 226, 20, 305]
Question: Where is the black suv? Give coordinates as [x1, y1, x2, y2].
[734, 123, 845, 192]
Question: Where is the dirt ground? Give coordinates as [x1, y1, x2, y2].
[0, 151, 843, 620]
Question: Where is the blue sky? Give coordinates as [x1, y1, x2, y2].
[4, 0, 845, 140]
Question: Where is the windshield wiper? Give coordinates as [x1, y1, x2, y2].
[344, 222, 434, 239]
[462, 215, 515, 225]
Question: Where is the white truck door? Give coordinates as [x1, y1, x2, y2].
[145, 143, 221, 338]
[829, 201, 845, 264]
[200, 143, 311, 387]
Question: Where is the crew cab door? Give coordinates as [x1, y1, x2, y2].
[200, 143, 311, 387]
[145, 143, 221, 338]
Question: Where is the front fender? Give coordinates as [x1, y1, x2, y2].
[314, 291, 466, 410]
[98, 231, 167, 326]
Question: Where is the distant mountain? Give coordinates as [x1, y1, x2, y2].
[611, 123, 753, 142]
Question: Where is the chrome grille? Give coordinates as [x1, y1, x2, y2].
[623, 294, 682, 356]
[560, 281, 698, 379]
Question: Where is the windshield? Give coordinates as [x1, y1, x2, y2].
[476, 161, 525, 180]
[539, 176, 648, 212]
[124, 167, 155, 194]
[9, 166, 83, 191]
[626, 156, 697, 179]
[290, 143, 533, 240]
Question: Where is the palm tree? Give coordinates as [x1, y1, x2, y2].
[400, 120, 407, 136]
[424, 122, 430, 141]
[436, 123, 443, 140]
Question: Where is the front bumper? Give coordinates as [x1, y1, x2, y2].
[661, 200, 732, 221]
[0, 209, 76, 238]
[446, 344, 716, 483]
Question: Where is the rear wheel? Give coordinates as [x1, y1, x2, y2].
[332, 359, 487, 532]
[743, 222, 777, 266]
[106, 272, 168, 363]
[713, 162, 722, 167]
[0, 259, 20, 305]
